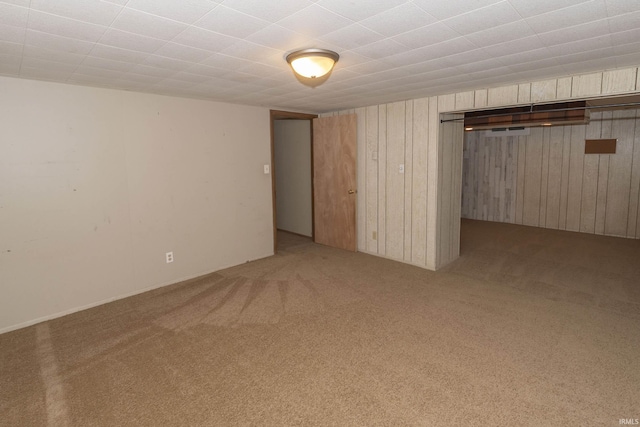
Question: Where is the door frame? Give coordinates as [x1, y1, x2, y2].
[270, 110, 318, 253]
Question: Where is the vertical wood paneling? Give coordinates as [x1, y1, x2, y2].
[506, 137, 518, 222]
[566, 124, 586, 231]
[595, 111, 612, 235]
[523, 127, 543, 226]
[474, 89, 488, 108]
[531, 79, 557, 102]
[437, 95, 457, 268]
[451, 119, 464, 260]
[602, 110, 635, 236]
[580, 112, 601, 233]
[545, 126, 564, 229]
[515, 136, 526, 224]
[461, 110, 640, 240]
[455, 91, 475, 111]
[518, 83, 531, 104]
[404, 101, 413, 262]
[412, 98, 429, 266]
[539, 127, 550, 226]
[558, 127, 572, 229]
[365, 106, 379, 253]
[334, 67, 640, 274]
[355, 107, 367, 251]
[377, 105, 387, 255]
[385, 101, 405, 260]
[426, 96, 439, 270]
[488, 85, 519, 106]
[602, 68, 637, 94]
[605, 109, 635, 237]
[628, 113, 640, 238]
[572, 72, 603, 98]
[557, 77, 572, 99]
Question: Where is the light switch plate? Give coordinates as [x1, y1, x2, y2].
[399, 164, 405, 173]
[264, 164, 270, 174]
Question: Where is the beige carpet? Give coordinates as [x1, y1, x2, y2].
[1, 220, 639, 426]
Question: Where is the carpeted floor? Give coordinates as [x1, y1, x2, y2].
[1, 220, 639, 426]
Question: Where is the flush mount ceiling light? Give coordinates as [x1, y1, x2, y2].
[286, 48, 339, 80]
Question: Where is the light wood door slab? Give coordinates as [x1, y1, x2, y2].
[313, 114, 357, 251]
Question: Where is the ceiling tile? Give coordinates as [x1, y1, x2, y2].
[20, 56, 77, 72]
[73, 67, 125, 80]
[610, 27, 640, 45]
[124, 0, 219, 24]
[171, 27, 238, 53]
[0, 39, 22, 56]
[443, 2, 523, 35]
[111, 8, 188, 41]
[318, 24, 385, 51]
[0, 53, 21, 74]
[0, 2, 28, 27]
[464, 21, 536, 48]
[412, 0, 503, 20]
[507, 0, 591, 18]
[316, 0, 409, 21]
[27, 10, 107, 42]
[536, 19, 610, 46]
[128, 64, 176, 78]
[392, 22, 462, 49]
[360, 3, 437, 37]
[525, 0, 608, 34]
[277, 4, 352, 38]
[604, 0, 640, 16]
[22, 44, 86, 64]
[142, 55, 191, 72]
[88, 43, 151, 63]
[80, 56, 135, 72]
[608, 10, 640, 32]
[98, 28, 166, 53]
[29, 0, 123, 26]
[480, 35, 546, 57]
[220, 40, 281, 62]
[545, 35, 612, 58]
[194, 5, 270, 39]
[0, 0, 637, 113]
[222, 0, 313, 22]
[350, 38, 407, 61]
[153, 42, 213, 62]
[0, 22, 26, 43]
[25, 29, 95, 55]
[246, 24, 311, 51]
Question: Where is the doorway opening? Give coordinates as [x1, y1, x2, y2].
[270, 110, 317, 253]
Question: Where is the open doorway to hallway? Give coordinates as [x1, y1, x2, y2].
[270, 110, 317, 252]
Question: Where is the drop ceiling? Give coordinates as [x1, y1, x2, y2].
[1, 0, 639, 113]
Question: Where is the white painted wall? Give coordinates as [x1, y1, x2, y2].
[0, 76, 273, 333]
[274, 120, 312, 237]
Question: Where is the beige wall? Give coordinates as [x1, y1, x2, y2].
[324, 66, 640, 270]
[274, 120, 312, 237]
[462, 110, 640, 239]
[0, 76, 273, 333]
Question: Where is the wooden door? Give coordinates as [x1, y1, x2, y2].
[313, 114, 357, 251]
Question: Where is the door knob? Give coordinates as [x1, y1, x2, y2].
[348, 189, 356, 194]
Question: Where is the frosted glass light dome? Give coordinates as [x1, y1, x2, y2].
[286, 49, 339, 79]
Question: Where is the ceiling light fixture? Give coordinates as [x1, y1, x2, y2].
[286, 48, 339, 80]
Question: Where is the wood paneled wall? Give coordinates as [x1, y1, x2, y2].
[323, 66, 640, 270]
[462, 110, 640, 239]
